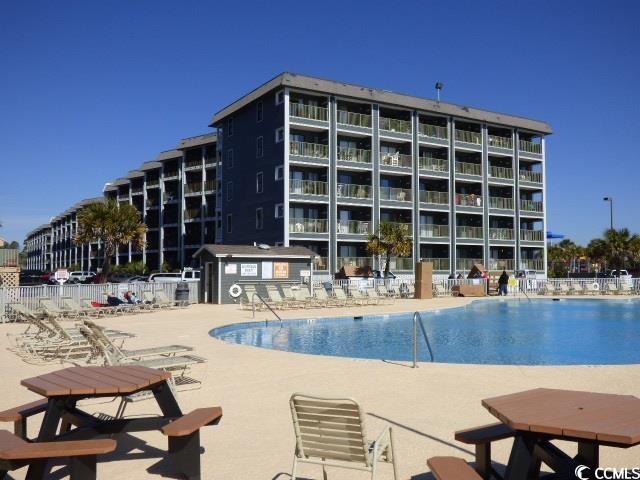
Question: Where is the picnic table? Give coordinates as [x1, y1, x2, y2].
[482, 388, 640, 479]
[10, 365, 221, 479]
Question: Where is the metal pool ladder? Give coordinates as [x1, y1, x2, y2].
[252, 293, 283, 326]
[413, 311, 435, 368]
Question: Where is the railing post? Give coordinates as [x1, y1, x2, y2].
[412, 314, 418, 368]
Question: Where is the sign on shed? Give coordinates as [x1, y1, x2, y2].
[274, 262, 289, 279]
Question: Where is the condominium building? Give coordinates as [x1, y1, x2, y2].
[24, 224, 52, 271]
[211, 73, 551, 275]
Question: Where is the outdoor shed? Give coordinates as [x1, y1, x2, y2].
[193, 244, 317, 304]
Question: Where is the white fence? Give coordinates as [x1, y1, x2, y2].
[0, 281, 200, 323]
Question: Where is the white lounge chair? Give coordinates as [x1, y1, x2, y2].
[558, 283, 571, 295]
[571, 283, 585, 295]
[540, 283, 557, 295]
[289, 393, 398, 480]
[604, 282, 619, 295]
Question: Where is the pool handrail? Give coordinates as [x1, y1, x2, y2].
[252, 292, 283, 326]
[413, 311, 435, 367]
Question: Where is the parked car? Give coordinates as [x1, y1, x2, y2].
[68, 271, 95, 284]
[149, 268, 200, 283]
[128, 275, 149, 283]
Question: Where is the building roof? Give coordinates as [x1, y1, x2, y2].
[126, 170, 145, 179]
[211, 72, 552, 134]
[25, 223, 52, 238]
[156, 149, 182, 162]
[177, 132, 217, 150]
[193, 244, 317, 259]
[139, 160, 162, 172]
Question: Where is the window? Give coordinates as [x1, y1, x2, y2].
[256, 172, 264, 193]
[226, 149, 234, 169]
[275, 203, 284, 218]
[256, 208, 264, 230]
[275, 127, 284, 143]
[276, 90, 284, 105]
[275, 165, 284, 180]
[256, 136, 264, 158]
[227, 118, 234, 136]
[256, 101, 263, 122]
[226, 214, 233, 233]
[226, 181, 234, 201]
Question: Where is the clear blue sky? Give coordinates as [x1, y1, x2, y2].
[1, 0, 638, 246]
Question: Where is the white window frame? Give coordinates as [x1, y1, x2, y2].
[227, 117, 234, 137]
[256, 207, 264, 230]
[275, 127, 284, 143]
[275, 165, 284, 180]
[226, 214, 233, 233]
[226, 148, 234, 169]
[256, 136, 264, 158]
[275, 203, 284, 218]
[226, 181, 234, 201]
[256, 171, 264, 193]
[275, 90, 284, 105]
[256, 100, 263, 122]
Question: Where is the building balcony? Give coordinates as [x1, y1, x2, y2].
[418, 123, 448, 139]
[185, 182, 203, 195]
[455, 129, 482, 145]
[420, 224, 449, 238]
[131, 187, 144, 195]
[289, 218, 328, 234]
[0, 249, 19, 267]
[489, 166, 514, 180]
[422, 257, 450, 271]
[488, 135, 513, 149]
[380, 186, 411, 202]
[419, 190, 449, 205]
[519, 170, 543, 183]
[455, 194, 482, 207]
[290, 179, 328, 196]
[185, 209, 202, 221]
[519, 140, 542, 154]
[337, 256, 371, 268]
[290, 103, 329, 122]
[419, 156, 448, 173]
[337, 183, 371, 199]
[337, 220, 372, 235]
[380, 152, 412, 168]
[146, 179, 160, 188]
[290, 141, 329, 159]
[488, 196, 514, 210]
[520, 229, 545, 242]
[337, 110, 372, 128]
[489, 228, 515, 241]
[337, 147, 371, 164]
[379, 117, 412, 134]
[456, 258, 484, 271]
[456, 226, 483, 239]
[389, 257, 413, 270]
[117, 194, 129, 201]
[314, 256, 328, 271]
[488, 258, 515, 271]
[520, 258, 545, 271]
[204, 179, 216, 193]
[164, 171, 180, 180]
[520, 200, 544, 212]
[185, 159, 203, 170]
[455, 161, 481, 176]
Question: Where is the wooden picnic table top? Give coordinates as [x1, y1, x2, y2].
[21, 366, 171, 398]
[482, 388, 640, 446]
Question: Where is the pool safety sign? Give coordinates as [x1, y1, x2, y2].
[273, 262, 289, 279]
[262, 262, 273, 279]
[240, 264, 258, 277]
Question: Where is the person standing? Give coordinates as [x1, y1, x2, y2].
[498, 269, 509, 296]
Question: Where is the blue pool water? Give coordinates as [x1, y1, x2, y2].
[210, 299, 640, 365]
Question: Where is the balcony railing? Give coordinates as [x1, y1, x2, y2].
[314, 256, 328, 270]
[520, 229, 545, 241]
[337, 183, 371, 199]
[455, 129, 482, 144]
[337, 147, 371, 164]
[290, 103, 329, 121]
[380, 152, 412, 168]
[519, 170, 543, 183]
[185, 159, 202, 169]
[489, 196, 514, 210]
[519, 140, 542, 154]
[520, 199, 544, 212]
[185, 183, 203, 194]
[489, 227, 515, 240]
[455, 161, 482, 176]
[456, 226, 484, 239]
[289, 218, 328, 233]
[389, 257, 414, 270]
[488, 135, 513, 149]
[456, 258, 484, 271]
[520, 259, 545, 271]
[289, 179, 328, 196]
[117, 194, 129, 201]
[421, 258, 450, 271]
[380, 186, 412, 202]
[379, 117, 412, 134]
[337, 220, 372, 235]
[419, 156, 448, 173]
[385, 222, 412, 237]
[0, 249, 19, 267]
[337, 256, 371, 268]
[489, 166, 514, 180]
[418, 123, 448, 139]
[204, 179, 216, 192]
[185, 209, 202, 220]
[337, 110, 372, 128]
[164, 171, 179, 179]
[455, 193, 482, 207]
[419, 190, 449, 204]
[131, 187, 144, 194]
[420, 224, 449, 238]
[488, 258, 515, 271]
[146, 179, 160, 187]
[290, 141, 329, 159]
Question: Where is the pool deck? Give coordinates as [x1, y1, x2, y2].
[2, 296, 640, 479]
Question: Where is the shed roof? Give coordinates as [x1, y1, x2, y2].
[193, 244, 317, 258]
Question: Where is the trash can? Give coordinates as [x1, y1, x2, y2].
[175, 282, 190, 305]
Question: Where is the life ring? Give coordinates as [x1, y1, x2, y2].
[591, 282, 599, 291]
[229, 284, 243, 298]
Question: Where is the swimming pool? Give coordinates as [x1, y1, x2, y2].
[210, 299, 640, 365]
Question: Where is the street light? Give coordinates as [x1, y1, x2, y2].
[603, 197, 614, 231]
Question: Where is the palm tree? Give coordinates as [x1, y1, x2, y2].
[547, 239, 583, 276]
[75, 201, 147, 279]
[366, 222, 413, 275]
[586, 238, 608, 272]
[602, 228, 639, 269]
